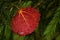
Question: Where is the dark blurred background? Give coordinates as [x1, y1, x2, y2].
[0, 0, 60, 40]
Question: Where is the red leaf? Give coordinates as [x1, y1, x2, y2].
[11, 7, 41, 36]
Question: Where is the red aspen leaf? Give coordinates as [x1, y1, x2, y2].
[11, 7, 41, 36]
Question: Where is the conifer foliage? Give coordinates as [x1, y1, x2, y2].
[0, 0, 60, 40]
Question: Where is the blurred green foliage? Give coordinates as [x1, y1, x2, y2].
[0, 0, 60, 40]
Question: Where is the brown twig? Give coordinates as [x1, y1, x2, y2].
[10, 7, 13, 12]
[19, 0, 22, 3]
[34, 0, 42, 8]
[12, 3, 19, 9]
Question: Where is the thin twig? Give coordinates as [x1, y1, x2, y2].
[34, 0, 42, 8]
[10, 7, 13, 12]
[12, 3, 19, 9]
[19, 0, 22, 3]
